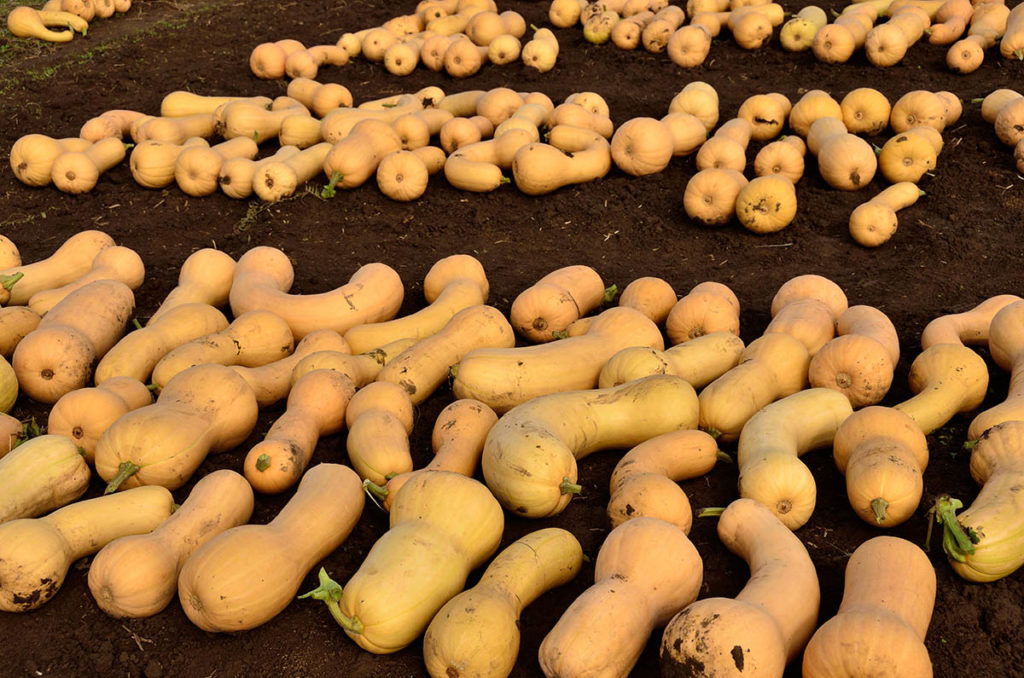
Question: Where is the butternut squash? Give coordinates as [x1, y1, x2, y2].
[599, 331, 745, 389]
[148, 248, 236, 323]
[809, 305, 899, 407]
[802, 536, 935, 677]
[669, 81, 719, 133]
[180, 463, 363, 631]
[47, 377, 151, 462]
[0, 307, 40, 357]
[661, 498, 819, 675]
[344, 381, 415, 485]
[95, 364, 258, 492]
[230, 328, 349, 407]
[512, 125, 612, 195]
[228, 245, 404, 339]
[920, 294, 1022, 349]
[607, 429, 722, 531]
[49, 137, 125, 194]
[735, 174, 798, 233]
[540, 517, 703, 677]
[289, 338, 412, 389]
[521, 25, 559, 72]
[7, 6, 88, 41]
[80, 109, 147, 142]
[482, 374, 698, 517]
[510, 265, 607, 343]
[849, 181, 925, 247]
[610, 116, 674, 176]
[789, 89, 843, 137]
[134, 114, 217, 145]
[0, 434, 89, 524]
[947, 3, 1010, 73]
[174, 137, 259, 197]
[841, 87, 892, 135]
[304, 472, 503, 653]
[894, 343, 988, 434]
[617, 276, 676, 324]
[423, 528, 582, 678]
[151, 310, 294, 391]
[665, 281, 740, 344]
[13, 279, 133, 404]
[780, 5, 827, 51]
[129, 138, 210, 189]
[377, 304, 515, 405]
[88, 470, 253, 618]
[683, 168, 748, 226]
[252, 141, 332, 202]
[11, 134, 92, 186]
[27, 245, 145, 316]
[968, 301, 1024, 441]
[0, 486, 174, 612]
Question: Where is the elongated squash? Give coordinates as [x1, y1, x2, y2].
[148, 248, 236, 323]
[303, 472, 504, 654]
[423, 528, 583, 678]
[0, 486, 174, 612]
[27, 246, 145, 316]
[344, 381, 414, 486]
[0, 229, 114, 306]
[228, 246, 404, 340]
[661, 498, 820, 675]
[179, 463, 364, 631]
[540, 517, 703, 677]
[0, 435, 89, 524]
[968, 300, 1024, 441]
[509, 265, 607, 343]
[894, 343, 988, 434]
[231, 328, 350, 407]
[482, 375, 699, 517]
[88, 470, 254, 618]
[919, 294, 1022, 350]
[47, 377, 152, 462]
[598, 331, 745, 389]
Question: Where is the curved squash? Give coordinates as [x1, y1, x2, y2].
[0, 229, 114, 306]
[598, 331, 745, 389]
[0, 435, 89, 524]
[148, 248, 236, 323]
[509, 265, 607, 342]
[47, 377, 152, 462]
[231, 329, 350, 408]
[968, 300, 1024, 441]
[893, 343, 988, 434]
[344, 381, 415, 485]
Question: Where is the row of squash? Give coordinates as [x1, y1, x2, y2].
[0, 231, 1022, 675]
[6, 0, 132, 42]
[553, 0, 1024, 73]
[251, 0, 561, 80]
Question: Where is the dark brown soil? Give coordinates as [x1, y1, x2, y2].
[1, 0, 1023, 676]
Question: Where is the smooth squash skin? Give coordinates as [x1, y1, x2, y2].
[454, 306, 664, 413]
[510, 265, 608, 343]
[423, 528, 583, 678]
[598, 331, 745, 389]
[87, 470, 254, 618]
[345, 381, 415, 485]
[935, 421, 1024, 582]
[618, 276, 677, 324]
[244, 369, 355, 494]
[0, 307, 41, 358]
[0, 486, 174, 612]
[664, 281, 741, 344]
[96, 303, 229, 384]
[307, 472, 504, 654]
[737, 388, 854, 530]
[661, 498, 820, 677]
[367, 398, 498, 512]
[802, 536, 935, 678]
[0, 230, 114, 306]
[147, 248, 237, 323]
[150, 309, 295, 391]
[833, 406, 929, 527]
[94, 364, 259, 492]
[231, 329, 350, 408]
[179, 463, 364, 632]
[482, 375, 699, 518]
[919, 294, 1022, 350]
[698, 333, 811, 442]
[47, 377, 152, 462]
[540, 517, 703, 678]
[968, 300, 1024, 441]
[377, 304, 515, 405]
[344, 254, 489, 354]
[0, 435, 90, 525]
[27, 245, 145, 316]
[13, 280, 134, 404]
[290, 338, 413, 390]
[809, 305, 900, 408]
[893, 343, 988, 434]
[228, 246, 404, 340]
[607, 429, 721, 532]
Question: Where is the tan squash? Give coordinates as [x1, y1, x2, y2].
[80, 109, 147, 142]
[147, 248, 235, 323]
[891, 90, 947, 133]
[618, 276, 677, 324]
[665, 281, 741, 344]
[754, 135, 806, 183]
[810, 305, 900, 407]
[228, 245, 404, 339]
[173, 137, 259, 197]
[364, 398, 497, 511]
[607, 429, 722, 531]
[13, 280, 133, 404]
[88, 470, 254, 618]
[802, 536, 935, 677]
[244, 369, 355, 494]
[26, 245, 143, 316]
[661, 498, 819, 674]
[304, 472, 503, 654]
[130, 138, 210, 189]
[47, 377, 152, 462]
[160, 92, 255, 118]
[968, 301, 1024, 441]
[947, 3, 1010, 73]
[841, 87, 892, 135]
[669, 81, 720, 132]
[0, 307, 41, 358]
[6, 6, 88, 41]
[599, 331, 745, 390]
[342, 381, 415, 486]
[735, 174, 798, 233]
[423, 528, 582, 678]
[289, 338, 413, 391]
[50, 137, 126, 194]
[765, 296, 839, 356]
[920, 294, 1023, 349]
[0, 413, 23, 458]
[683, 168, 748, 225]
[510, 265, 607, 343]
[610, 117, 674, 176]
[134, 114, 217, 145]
[789, 89, 843, 136]
[0, 486, 174, 613]
[894, 343, 988, 434]
[849, 182, 925, 247]
[0, 435, 89, 524]
[780, 5, 827, 51]
[482, 375, 698, 517]
[151, 310, 294, 391]
[521, 25, 560, 72]
[219, 146, 301, 199]
[95, 364, 258, 492]
[540, 517, 703, 677]
[180, 463, 363, 631]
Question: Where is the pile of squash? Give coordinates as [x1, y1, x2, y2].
[6, 0, 133, 42]
[0, 228, 1023, 677]
[249, 0, 559, 80]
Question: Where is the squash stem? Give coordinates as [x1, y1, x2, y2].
[320, 171, 342, 199]
[132, 317, 143, 330]
[298, 567, 364, 634]
[1, 272, 23, 291]
[603, 284, 619, 304]
[255, 454, 271, 472]
[704, 427, 722, 440]
[698, 507, 725, 518]
[963, 439, 978, 451]
[448, 363, 460, 379]
[716, 450, 734, 464]
[559, 477, 582, 495]
[929, 495, 978, 562]
[499, 175, 511, 185]
[551, 330, 569, 340]
[870, 497, 888, 524]
[104, 461, 141, 494]
[363, 478, 389, 502]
